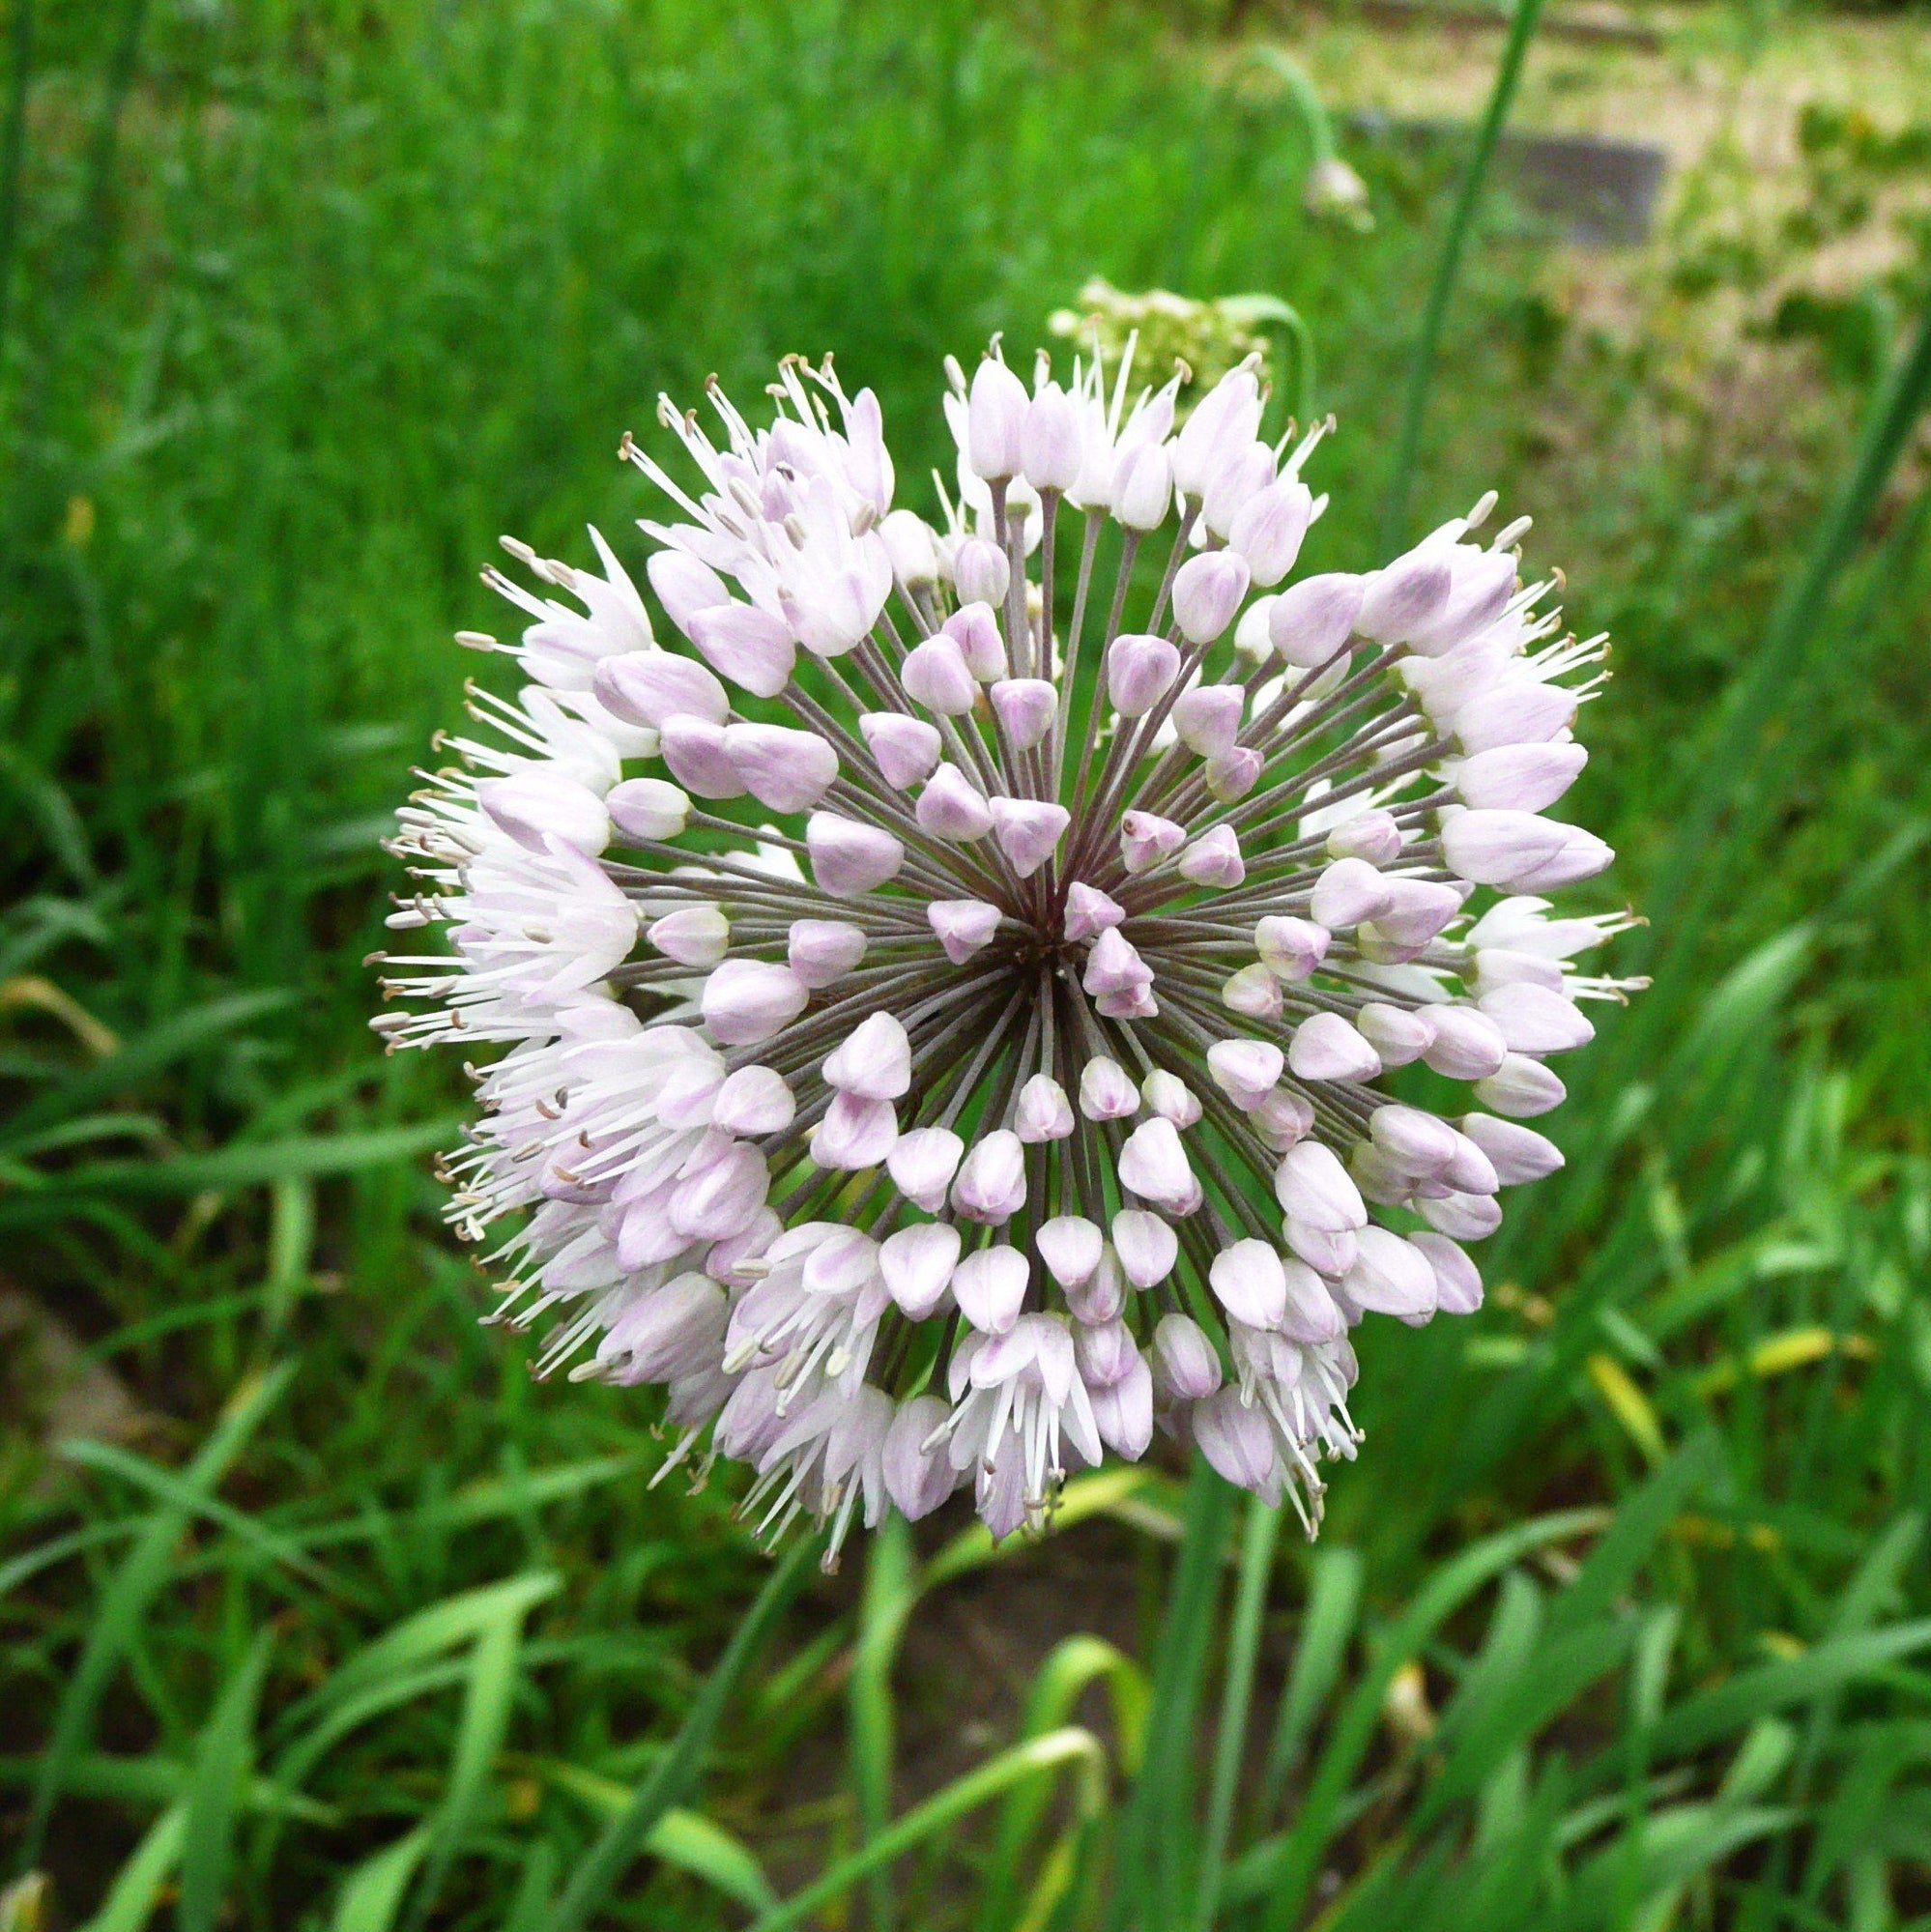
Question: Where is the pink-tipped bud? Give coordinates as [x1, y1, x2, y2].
[1325, 809, 1402, 865]
[1288, 1011, 1382, 1082]
[901, 635, 979, 715]
[1117, 1115, 1194, 1210]
[1479, 983, 1596, 1055]
[879, 1222, 961, 1319]
[1230, 477, 1314, 586]
[879, 510, 939, 589]
[1120, 810, 1185, 873]
[967, 355, 1028, 480]
[1455, 741, 1588, 813]
[952, 1244, 1028, 1333]
[1474, 1053, 1567, 1118]
[1016, 1074, 1076, 1143]
[1171, 550, 1251, 647]
[701, 960, 809, 1047]
[990, 797, 1069, 878]
[1038, 1215, 1104, 1288]
[1422, 1005, 1510, 1080]
[1111, 440, 1172, 531]
[1206, 741, 1268, 795]
[1079, 1054, 1140, 1120]
[1275, 1139, 1368, 1231]
[1172, 683, 1245, 759]
[594, 649, 729, 728]
[1153, 1313, 1223, 1400]
[1108, 632, 1181, 718]
[1022, 382, 1083, 492]
[1178, 824, 1245, 887]
[1222, 963, 1283, 1020]
[952, 1130, 1028, 1225]
[815, 1091, 899, 1169]
[1268, 573, 1364, 667]
[1444, 810, 1611, 891]
[1171, 365, 1263, 500]
[788, 918, 868, 988]
[685, 602, 795, 698]
[1411, 1231, 1483, 1315]
[1357, 547, 1454, 645]
[1253, 1086, 1314, 1153]
[916, 764, 993, 842]
[944, 602, 1008, 680]
[1343, 1226, 1438, 1320]
[607, 777, 692, 843]
[1142, 1070, 1201, 1126]
[953, 536, 1010, 608]
[824, 1011, 912, 1100]
[1310, 856, 1393, 931]
[1210, 1239, 1288, 1328]
[712, 1065, 794, 1136]
[1064, 881, 1124, 941]
[648, 548, 732, 633]
[806, 812, 905, 896]
[887, 1127, 964, 1213]
[1208, 1038, 1284, 1110]
[859, 711, 942, 791]
[1112, 1209, 1177, 1287]
[660, 715, 745, 798]
[928, 897, 1002, 964]
[648, 904, 729, 967]
[1458, 1111, 1564, 1184]
[1357, 1001, 1435, 1068]
[1255, 914, 1329, 980]
[724, 723, 839, 813]
[990, 678, 1056, 751]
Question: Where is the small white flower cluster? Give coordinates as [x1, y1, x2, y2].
[376, 336, 1639, 1563]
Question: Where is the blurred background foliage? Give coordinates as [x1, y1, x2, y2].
[2, 0, 1930, 1926]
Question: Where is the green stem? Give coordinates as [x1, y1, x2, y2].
[1377, 0, 1545, 553]
[0, 0, 36, 377]
[850, 1513, 916, 1930]
[548, 1534, 822, 1932]
[1193, 1495, 1283, 1931]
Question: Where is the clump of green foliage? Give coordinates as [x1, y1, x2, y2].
[3, 1, 1929, 1927]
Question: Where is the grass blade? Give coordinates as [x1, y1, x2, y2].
[748, 1730, 1106, 1932]
[974, 1636, 1148, 1932]
[1254, 1544, 1363, 1829]
[176, 1631, 274, 1932]
[850, 1512, 915, 1930]
[1106, 1459, 1233, 1932]
[399, 1584, 538, 1932]
[1377, 0, 1546, 549]
[19, 1362, 293, 1871]
[1193, 1494, 1281, 1932]
[75, 1803, 185, 1932]
[328, 1828, 429, 1932]
[547, 1532, 822, 1932]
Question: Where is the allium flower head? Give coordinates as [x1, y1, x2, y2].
[376, 335, 1640, 1564]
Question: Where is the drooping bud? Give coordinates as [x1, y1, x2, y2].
[859, 711, 942, 790]
[701, 960, 809, 1047]
[1171, 551, 1252, 647]
[928, 898, 1002, 964]
[605, 777, 691, 844]
[1109, 633, 1182, 718]
[806, 812, 905, 896]
[648, 905, 730, 967]
[788, 918, 868, 988]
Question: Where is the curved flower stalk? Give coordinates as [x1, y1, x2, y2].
[375, 336, 1640, 1563]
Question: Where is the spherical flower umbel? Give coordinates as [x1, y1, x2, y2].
[375, 337, 1642, 1564]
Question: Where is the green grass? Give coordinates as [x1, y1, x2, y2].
[4, 0, 1931, 1926]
